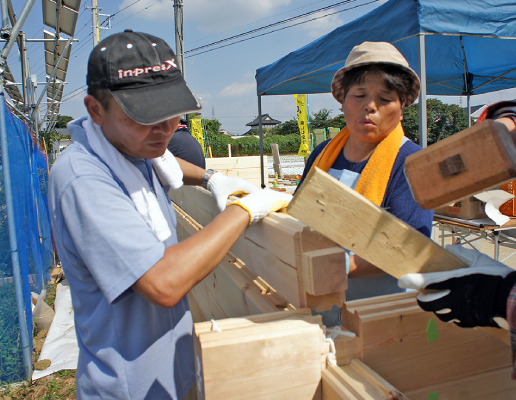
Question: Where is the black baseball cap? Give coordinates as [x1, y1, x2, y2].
[87, 30, 201, 125]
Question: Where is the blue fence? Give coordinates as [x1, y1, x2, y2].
[0, 99, 54, 383]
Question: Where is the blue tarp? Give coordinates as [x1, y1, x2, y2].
[256, 0, 516, 97]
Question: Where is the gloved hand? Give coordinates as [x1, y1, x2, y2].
[229, 188, 292, 225]
[207, 172, 259, 212]
[398, 245, 516, 329]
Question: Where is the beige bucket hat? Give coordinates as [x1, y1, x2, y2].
[331, 41, 421, 106]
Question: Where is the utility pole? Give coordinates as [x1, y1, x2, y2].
[91, 0, 100, 47]
[173, 0, 184, 77]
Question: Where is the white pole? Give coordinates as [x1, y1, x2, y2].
[417, 34, 427, 148]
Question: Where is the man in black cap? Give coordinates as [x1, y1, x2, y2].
[48, 30, 291, 400]
[167, 118, 206, 169]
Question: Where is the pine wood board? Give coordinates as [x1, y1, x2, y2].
[195, 316, 326, 400]
[326, 360, 407, 400]
[205, 155, 267, 170]
[174, 204, 294, 320]
[341, 297, 511, 392]
[170, 184, 347, 310]
[193, 308, 313, 335]
[287, 167, 467, 278]
[404, 366, 516, 399]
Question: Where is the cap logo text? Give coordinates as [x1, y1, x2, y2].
[118, 58, 177, 79]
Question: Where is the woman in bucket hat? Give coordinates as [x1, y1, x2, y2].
[297, 41, 433, 301]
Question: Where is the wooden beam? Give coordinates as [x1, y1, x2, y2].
[322, 361, 407, 400]
[340, 294, 512, 392]
[302, 248, 347, 296]
[404, 366, 516, 399]
[170, 184, 347, 310]
[174, 204, 294, 321]
[287, 166, 466, 279]
[195, 314, 327, 400]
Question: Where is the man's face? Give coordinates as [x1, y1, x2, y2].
[98, 97, 180, 159]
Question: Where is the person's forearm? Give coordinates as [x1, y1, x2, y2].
[176, 157, 205, 186]
[348, 254, 386, 279]
[132, 205, 249, 308]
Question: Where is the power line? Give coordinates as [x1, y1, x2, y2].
[186, 0, 360, 55]
[187, 0, 332, 46]
[186, 0, 380, 58]
[111, 1, 161, 28]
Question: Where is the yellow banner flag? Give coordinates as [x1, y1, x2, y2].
[190, 118, 205, 156]
[294, 94, 310, 158]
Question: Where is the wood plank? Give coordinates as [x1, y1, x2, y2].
[193, 308, 313, 335]
[302, 248, 347, 296]
[195, 316, 326, 400]
[340, 298, 511, 392]
[287, 166, 466, 279]
[171, 182, 347, 310]
[187, 292, 206, 323]
[322, 369, 359, 400]
[404, 366, 516, 400]
[190, 280, 229, 321]
[327, 361, 407, 400]
[174, 203, 294, 318]
[404, 120, 516, 209]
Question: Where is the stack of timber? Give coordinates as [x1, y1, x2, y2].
[194, 309, 328, 400]
[170, 184, 348, 312]
[170, 168, 516, 399]
[205, 155, 267, 187]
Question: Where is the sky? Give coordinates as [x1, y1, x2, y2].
[9, 0, 516, 135]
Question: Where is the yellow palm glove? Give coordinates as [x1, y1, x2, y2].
[229, 188, 292, 225]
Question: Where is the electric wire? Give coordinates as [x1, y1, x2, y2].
[186, 0, 380, 58]
[186, 0, 360, 54]
[187, 0, 331, 46]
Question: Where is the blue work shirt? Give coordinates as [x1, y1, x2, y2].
[48, 117, 195, 399]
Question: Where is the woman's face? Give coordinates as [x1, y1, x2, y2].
[342, 72, 403, 145]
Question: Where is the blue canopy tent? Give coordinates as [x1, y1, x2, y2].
[254, 0, 516, 187]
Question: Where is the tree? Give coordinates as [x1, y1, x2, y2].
[269, 118, 299, 136]
[309, 108, 332, 129]
[55, 115, 74, 129]
[402, 99, 470, 145]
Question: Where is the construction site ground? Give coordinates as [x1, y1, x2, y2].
[1, 219, 516, 399]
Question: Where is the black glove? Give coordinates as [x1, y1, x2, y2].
[398, 245, 516, 328]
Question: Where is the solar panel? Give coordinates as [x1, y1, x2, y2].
[3, 63, 24, 105]
[42, 0, 81, 37]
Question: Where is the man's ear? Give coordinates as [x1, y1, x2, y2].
[400, 108, 404, 122]
[84, 95, 105, 126]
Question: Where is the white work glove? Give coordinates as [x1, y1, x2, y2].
[207, 172, 259, 212]
[229, 189, 292, 225]
[398, 245, 516, 329]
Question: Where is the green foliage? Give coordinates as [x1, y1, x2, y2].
[269, 118, 299, 136]
[55, 115, 74, 129]
[0, 283, 24, 384]
[309, 108, 333, 129]
[402, 99, 471, 145]
[328, 114, 347, 129]
[39, 130, 71, 159]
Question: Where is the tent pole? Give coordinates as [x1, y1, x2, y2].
[0, 89, 33, 380]
[258, 95, 265, 188]
[417, 34, 427, 148]
[467, 95, 471, 127]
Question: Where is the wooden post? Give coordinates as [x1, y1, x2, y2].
[271, 143, 283, 178]
[228, 143, 232, 158]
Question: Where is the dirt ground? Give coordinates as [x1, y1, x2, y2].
[0, 270, 77, 400]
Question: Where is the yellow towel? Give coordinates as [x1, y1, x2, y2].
[310, 122, 404, 206]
